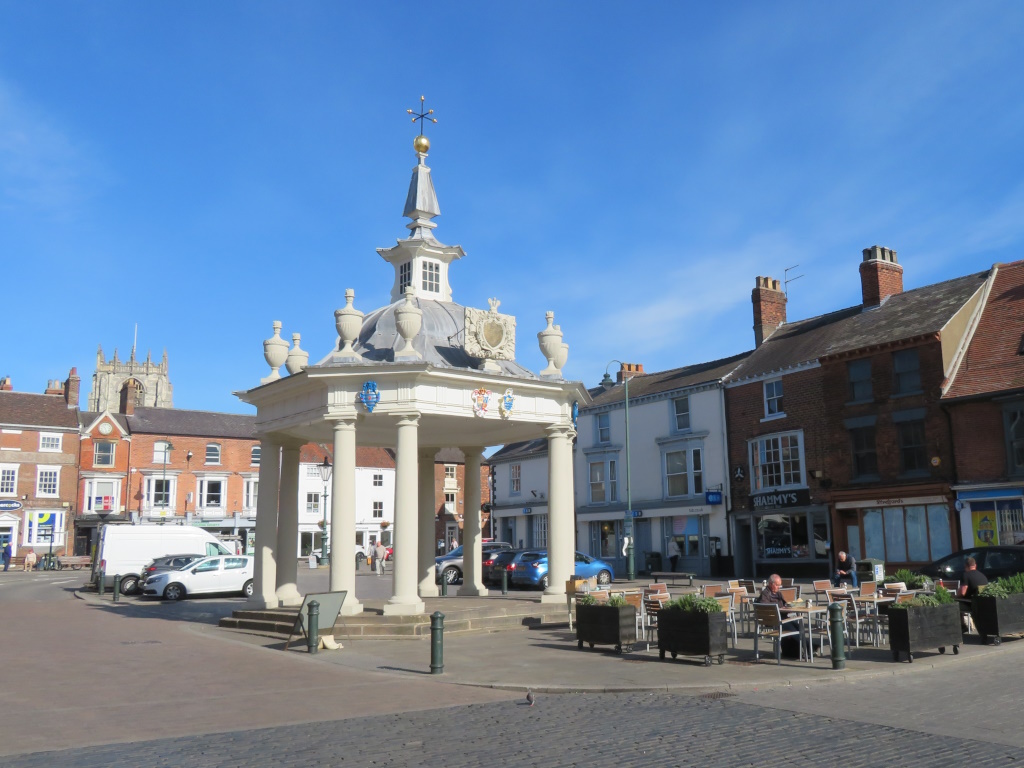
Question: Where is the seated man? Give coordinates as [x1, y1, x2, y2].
[758, 574, 801, 659]
[958, 556, 988, 598]
[832, 551, 858, 588]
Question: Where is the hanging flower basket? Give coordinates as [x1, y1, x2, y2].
[379, 521, 390, 529]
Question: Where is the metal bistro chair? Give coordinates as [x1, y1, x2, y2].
[738, 579, 758, 595]
[779, 587, 799, 605]
[642, 596, 666, 648]
[714, 594, 738, 648]
[812, 579, 833, 601]
[702, 583, 727, 598]
[623, 591, 645, 638]
[753, 603, 803, 665]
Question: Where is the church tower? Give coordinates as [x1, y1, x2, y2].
[88, 344, 174, 412]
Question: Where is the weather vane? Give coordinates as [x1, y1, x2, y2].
[407, 95, 438, 135]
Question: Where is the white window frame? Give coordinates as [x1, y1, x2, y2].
[306, 492, 321, 515]
[444, 464, 457, 480]
[672, 397, 691, 432]
[588, 459, 618, 505]
[763, 378, 785, 420]
[421, 260, 440, 293]
[25, 509, 65, 547]
[533, 514, 548, 548]
[84, 478, 120, 513]
[153, 441, 172, 464]
[250, 446, 261, 466]
[663, 447, 704, 499]
[373, 500, 384, 519]
[749, 431, 805, 492]
[373, 473, 383, 487]
[510, 464, 521, 496]
[197, 476, 227, 510]
[244, 479, 259, 512]
[39, 432, 62, 452]
[596, 413, 611, 444]
[144, 475, 177, 510]
[0, 464, 17, 496]
[399, 261, 412, 292]
[444, 492, 456, 515]
[36, 465, 60, 498]
[93, 441, 116, 467]
[205, 443, 222, 465]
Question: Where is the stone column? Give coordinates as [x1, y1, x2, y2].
[459, 447, 485, 596]
[250, 437, 280, 608]
[418, 447, 439, 597]
[385, 413, 425, 615]
[330, 416, 363, 615]
[543, 423, 575, 603]
[275, 442, 303, 606]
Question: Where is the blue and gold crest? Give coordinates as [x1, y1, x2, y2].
[499, 388, 515, 418]
[357, 381, 380, 413]
[571, 400, 579, 429]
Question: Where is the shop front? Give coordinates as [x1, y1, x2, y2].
[832, 486, 954, 572]
[731, 489, 831, 579]
[192, 513, 254, 555]
[953, 486, 1024, 549]
[581, 506, 713, 578]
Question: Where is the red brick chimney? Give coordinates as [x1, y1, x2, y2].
[119, 379, 137, 415]
[64, 368, 80, 408]
[44, 380, 63, 395]
[617, 363, 645, 383]
[752, 276, 787, 347]
[860, 245, 903, 307]
[0, 376, 12, 391]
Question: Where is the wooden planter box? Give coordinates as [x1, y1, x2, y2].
[888, 603, 962, 662]
[657, 609, 728, 666]
[971, 593, 1024, 645]
[575, 604, 637, 653]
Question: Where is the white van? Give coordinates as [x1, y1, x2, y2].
[93, 524, 232, 595]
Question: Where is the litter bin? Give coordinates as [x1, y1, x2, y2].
[856, 557, 885, 583]
[644, 551, 663, 575]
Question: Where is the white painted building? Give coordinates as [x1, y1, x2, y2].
[489, 439, 550, 549]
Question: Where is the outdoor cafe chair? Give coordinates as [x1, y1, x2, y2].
[825, 590, 870, 648]
[812, 579, 833, 600]
[714, 594, 738, 647]
[779, 587, 799, 604]
[702, 583, 727, 597]
[642, 596, 666, 647]
[860, 580, 878, 596]
[738, 579, 758, 594]
[753, 603, 803, 665]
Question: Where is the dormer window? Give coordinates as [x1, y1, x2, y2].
[399, 262, 412, 292]
[422, 261, 440, 293]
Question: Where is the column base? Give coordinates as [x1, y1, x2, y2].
[458, 584, 488, 597]
[276, 585, 303, 607]
[419, 583, 440, 598]
[383, 598, 426, 616]
[339, 600, 364, 616]
[248, 594, 280, 609]
[540, 591, 567, 604]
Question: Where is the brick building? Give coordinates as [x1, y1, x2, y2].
[432, 448, 491, 554]
[0, 370, 81, 560]
[943, 260, 1024, 551]
[725, 246, 990, 577]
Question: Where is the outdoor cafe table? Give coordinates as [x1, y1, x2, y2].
[783, 603, 829, 663]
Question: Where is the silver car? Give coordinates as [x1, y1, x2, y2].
[435, 542, 512, 585]
[141, 555, 254, 601]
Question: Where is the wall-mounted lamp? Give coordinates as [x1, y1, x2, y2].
[811, 470, 824, 479]
[186, 451, 194, 463]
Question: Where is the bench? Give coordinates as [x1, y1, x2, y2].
[650, 571, 696, 587]
[57, 556, 92, 570]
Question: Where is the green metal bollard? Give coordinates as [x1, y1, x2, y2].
[440, 576, 448, 597]
[501, 567, 508, 595]
[97, 569, 105, 597]
[307, 600, 320, 654]
[113, 574, 121, 602]
[430, 611, 445, 674]
[829, 601, 846, 670]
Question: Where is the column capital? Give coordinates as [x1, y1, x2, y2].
[393, 410, 421, 427]
[461, 446, 485, 460]
[327, 415, 358, 431]
[545, 422, 575, 439]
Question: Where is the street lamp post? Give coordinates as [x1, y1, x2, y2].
[318, 457, 332, 566]
[602, 362, 635, 581]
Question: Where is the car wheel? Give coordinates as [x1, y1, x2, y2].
[119, 575, 139, 595]
[540, 574, 549, 589]
[242, 579, 254, 598]
[163, 583, 185, 601]
[596, 570, 612, 585]
[443, 567, 460, 584]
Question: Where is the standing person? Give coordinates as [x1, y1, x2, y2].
[2, 542, 11, 571]
[23, 550, 37, 572]
[832, 551, 858, 588]
[374, 541, 386, 576]
[667, 537, 681, 573]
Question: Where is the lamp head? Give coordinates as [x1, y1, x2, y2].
[318, 456, 333, 483]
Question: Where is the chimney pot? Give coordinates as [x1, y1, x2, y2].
[752, 275, 788, 347]
[860, 245, 903, 307]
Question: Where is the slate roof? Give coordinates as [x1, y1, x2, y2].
[300, 442, 396, 469]
[126, 407, 257, 439]
[79, 411, 129, 433]
[586, 351, 752, 408]
[0, 392, 79, 429]
[728, 270, 990, 382]
[944, 261, 1024, 400]
[488, 438, 549, 462]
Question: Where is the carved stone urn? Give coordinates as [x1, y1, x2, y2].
[537, 311, 563, 377]
[285, 333, 309, 374]
[394, 286, 423, 359]
[334, 288, 363, 359]
[262, 321, 289, 382]
[555, 337, 569, 373]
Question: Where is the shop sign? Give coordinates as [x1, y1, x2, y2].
[751, 488, 811, 510]
[705, 490, 723, 505]
[834, 495, 946, 510]
[0, 500, 23, 512]
[523, 507, 533, 515]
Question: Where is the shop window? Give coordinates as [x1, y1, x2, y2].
[85, 479, 117, 512]
[847, 358, 872, 402]
[859, 504, 951, 563]
[893, 349, 921, 395]
[598, 521, 619, 559]
[533, 515, 547, 548]
[757, 513, 814, 559]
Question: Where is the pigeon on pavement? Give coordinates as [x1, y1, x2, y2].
[526, 690, 535, 707]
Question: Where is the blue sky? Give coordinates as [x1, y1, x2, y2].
[2, 3, 1023, 414]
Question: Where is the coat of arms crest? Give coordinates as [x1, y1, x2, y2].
[471, 388, 492, 417]
[499, 389, 514, 418]
[358, 381, 380, 413]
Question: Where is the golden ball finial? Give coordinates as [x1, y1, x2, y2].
[414, 134, 430, 153]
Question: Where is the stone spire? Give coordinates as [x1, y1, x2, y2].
[402, 143, 440, 240]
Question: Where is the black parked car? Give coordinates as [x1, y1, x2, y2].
[919, 546, 1024, 582]
[484, 549, 522, 586]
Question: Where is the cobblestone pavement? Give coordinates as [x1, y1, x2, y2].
[8, 645, 1024, 767]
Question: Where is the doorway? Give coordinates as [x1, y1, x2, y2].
[734, 518, 753, 577]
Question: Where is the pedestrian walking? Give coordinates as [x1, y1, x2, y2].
[375, 541, 386, 576]
[667, 537, 681, 572]
[23, 550, 37, 571]
[2, 542, 11, 571]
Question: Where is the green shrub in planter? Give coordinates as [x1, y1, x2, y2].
[889, 600, 962, 662]
[884, 569, 928, 590]
[971, 574, 1024, 644]
[658, 594, 728, 666]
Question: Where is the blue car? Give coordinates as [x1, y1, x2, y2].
[510, 550, 614, 589]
